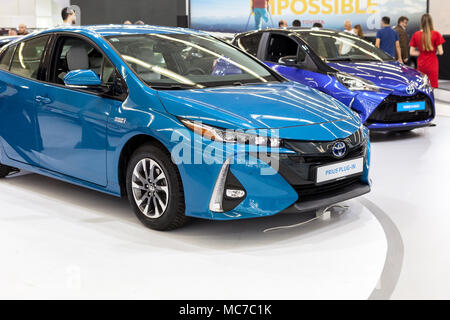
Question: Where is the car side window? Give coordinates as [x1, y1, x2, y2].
[50, 36, 104, 85]
[49, 35, 127, 100]
[10, 36, 49, 79]
[302, 34, 337, 59]
[266, 34, 299, 64]
[0, 44, 16, 71]
[236, 33, 262, 57]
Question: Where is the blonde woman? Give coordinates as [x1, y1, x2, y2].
[410, 14, 445, 88]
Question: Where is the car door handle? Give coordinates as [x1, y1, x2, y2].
[35, 96, 52, 104]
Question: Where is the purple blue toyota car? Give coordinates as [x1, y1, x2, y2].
[233, 28, 435, 131]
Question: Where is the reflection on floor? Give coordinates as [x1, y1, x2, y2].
[0, 169, 387, 299]
[367, 107, 450, 299]
[1, 105, 450, 299]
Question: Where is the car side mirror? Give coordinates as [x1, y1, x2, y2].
[278, 56, 298, 66]
[64, 69, 102, 87]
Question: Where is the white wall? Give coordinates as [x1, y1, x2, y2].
[0, 0, 70, 29]
[429, 0, 450, 35]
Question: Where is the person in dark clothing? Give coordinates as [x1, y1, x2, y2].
[376, 16, 402, 62]
[394, 16, 410, 64]
[292, 20, 301, 27]
[313, 22, 323, 28]
[17, 24, 29, 35]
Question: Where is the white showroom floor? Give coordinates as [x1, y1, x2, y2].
[0, 102, 449, 300]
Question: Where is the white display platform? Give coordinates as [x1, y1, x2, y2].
[2, 109, 450, 299]
[0, 172, 387, 300]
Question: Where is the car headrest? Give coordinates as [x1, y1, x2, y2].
[66, 46, 89, 70]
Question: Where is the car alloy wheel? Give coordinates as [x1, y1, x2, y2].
[126, 144, 188, 231]
[132, 158, 169, 218]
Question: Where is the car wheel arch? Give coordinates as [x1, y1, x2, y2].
[117, 134, 174, 198]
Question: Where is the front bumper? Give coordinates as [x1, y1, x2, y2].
[368, 121, 433, 132]
[177, 127, 371, 221]
[281, 183, 370, 214]
[351, 91, 435, 131]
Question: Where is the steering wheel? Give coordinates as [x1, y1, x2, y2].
[185, 67, 206, 76]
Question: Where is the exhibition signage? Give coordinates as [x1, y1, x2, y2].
[190, 0, 427, 34]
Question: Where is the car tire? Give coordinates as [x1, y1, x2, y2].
[126, 144, 188, 231]
[0, 164, 17, 178]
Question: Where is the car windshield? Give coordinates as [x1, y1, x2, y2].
[298, 31, 393, 63]
[106, 33, 280, 89]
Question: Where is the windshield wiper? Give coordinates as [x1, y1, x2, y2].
[327, 57, 384, 63]
[150, 84, 197, 90]
[326, 57, 354, 62]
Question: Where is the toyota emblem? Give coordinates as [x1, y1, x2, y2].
[331, 141, 347, 159]
[406, 84, 416, 95]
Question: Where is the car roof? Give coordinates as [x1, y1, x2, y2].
[0, 36, 21, 43]
[37, 25, 208, 38]
[237, 27, 351, 37]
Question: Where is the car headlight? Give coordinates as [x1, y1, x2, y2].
[180, 119, 282, 148]
[336, 73, 379, 92]
[419, 74, 431, 90]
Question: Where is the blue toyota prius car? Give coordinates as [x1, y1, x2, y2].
[233, 28, 435, 131]
[0, 25, 370, 230]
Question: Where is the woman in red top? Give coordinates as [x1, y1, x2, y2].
[410, 14, 445, 88]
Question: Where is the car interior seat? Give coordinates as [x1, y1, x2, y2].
[128, 46, 163, 82]
[66, 46, 90, 71]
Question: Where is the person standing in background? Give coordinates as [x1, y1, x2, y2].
[353, 24, 365, 40]
[61, 7, 76, 26]
[278, 20, 288, 28]
[410, 14, 445, 88]
[376, 17, 402, 63]
[394, 16, 410, 64]
[17, 24, 29, 35]
[344, 20, 355, 34]
[292, 20, 301, 27]
[252, 0, 269, 30]
[338, 20, 355, 55]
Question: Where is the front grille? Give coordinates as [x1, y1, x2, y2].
[365, 93, 433, 124]
[278, 144, 366, 186]
[293, 177, 362, 202]
[262, 131, 367, 203]
[299, 145, 365, 164]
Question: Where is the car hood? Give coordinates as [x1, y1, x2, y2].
[328, 61, 426, 94]
[158, 82, 357, 131]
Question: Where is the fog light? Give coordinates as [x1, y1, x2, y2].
[226, 189, 246, 199]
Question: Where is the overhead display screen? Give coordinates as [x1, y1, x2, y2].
[190, 0, 428, 34]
